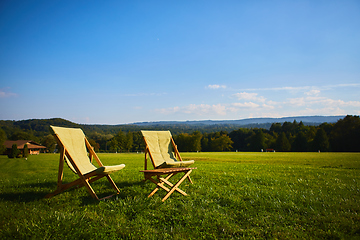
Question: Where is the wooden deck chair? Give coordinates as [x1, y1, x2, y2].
[45, 125, 125, 200]
[140, 130, 196, 202]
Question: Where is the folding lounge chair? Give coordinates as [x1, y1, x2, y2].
[140, 130, 196, 202]
[45, 125, 125, 200]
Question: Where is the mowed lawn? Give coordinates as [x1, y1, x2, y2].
[0, 152, 359, 239]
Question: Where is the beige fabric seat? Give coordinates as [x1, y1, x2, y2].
[140, 130, 196, 201]
[45, 126, 125, 200]
[141, 130, 194, 169]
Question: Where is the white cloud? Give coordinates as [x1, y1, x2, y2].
[153, 83, 359, 120]
[124, 92, 167, 97]
[234, 92, 258, 100]
[323, 99, 360, 107]
[238, 86, 311, 92]
[239, 83, 360, 93]
[266, 100, 280, 106]
[305, 89, 320, 96]
[156, 106, 180, 114]
[261, 103, 276, 109]
[156, 100, 272, 117]
[207, 84, 226, 89]
[232, 102, 260, 108]
[287, 97, 306, 107]
[212, 104, 227, 115]
[305, 96, 326, 102]
[285, 107, 346, 117]
[0, 89, 17, 98]
[343, 101, 360, 107]
[285, 95, 360, 110]
[156, 104, 227, 116]
[233, 92, 266, 102]
[326, 83, 360, 88]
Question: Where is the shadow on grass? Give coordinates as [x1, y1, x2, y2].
[0, 191, 49, 203]
[0, 180, 147, 204]
[0, 181, 55, 202]
[80, 180, 147, 205]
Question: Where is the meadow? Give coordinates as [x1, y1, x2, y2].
[0, 152, 359, 239]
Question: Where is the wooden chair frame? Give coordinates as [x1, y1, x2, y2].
[45, 130, 121, 201]
[141, 132, 196, 202]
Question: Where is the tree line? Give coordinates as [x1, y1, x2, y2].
[1, 115, 359, 153]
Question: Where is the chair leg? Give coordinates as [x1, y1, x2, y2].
[144, 170, 193, 201]
[46, 173, 120, 201]
[106, 175, 120, 193]
[162, 170, 192, 202]
[187, 175, 193, 184]
[158, 177, 187, 196]
[147, 174, 173, 197]
[45, 178, 83, 198]
[148, 178, 170, 197]
[79, 177, 99, 200]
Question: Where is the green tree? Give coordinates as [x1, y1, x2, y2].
[0, 128, 6, 154]
[248, 130, 266, 151]
[270, 123, 282, 133]
[132, 131, 145, 152]
[210, 134, 233, 152]
[264, 132, 276, 150]
[281, 121, 297, 134]
[23, 144, 29, 158]
[109, 138, 119, 153]
[330, 115, 360, 152]
[276, 132, 291, 152]
[175, 133, 189, 151]
[98, 134, 114, 152]
[8, 144, 19, 158]
[88, 139, 100, 151]
[229, 128, 253, 151]
[306, 126, 317, 144]
[201, 135, 210, 152]
[192, 131, 202, 152]
[41, 134, 57, 153]
[125, 132, 133, 152]
[292, 132, 308, 152]
[114, 131, 126, 152]
[312, 128, 330, 152]
[9, 130, 39, 142]
[175, 132, 202, 152]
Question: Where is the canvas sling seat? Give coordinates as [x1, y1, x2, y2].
[140, 130, 196, 202]
[45, 126, 125, 200]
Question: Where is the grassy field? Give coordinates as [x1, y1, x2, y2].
[0, 152, 359, 239]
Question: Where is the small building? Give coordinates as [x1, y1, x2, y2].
[4, 140, 46, 155]
[266, 148, 275, 152]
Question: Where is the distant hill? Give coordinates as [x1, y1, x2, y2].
[132, 116, 345, 127]
[0, 115, 346, 137]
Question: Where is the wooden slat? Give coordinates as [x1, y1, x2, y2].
[159, 177, 187, 196]
[57, 146, 65, 189]
[162, 169, 192, 202]
[85, 137, 103, 167]
[142, 136, 157, 168]
[171, 137, 183, 161]
[140, 167, 196, 174]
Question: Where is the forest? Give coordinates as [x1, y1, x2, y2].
[0, 115, 359, 154]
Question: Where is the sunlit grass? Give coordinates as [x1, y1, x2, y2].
[0, 152, 359, 239]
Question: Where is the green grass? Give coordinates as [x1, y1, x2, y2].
[0, 152, 359, 239]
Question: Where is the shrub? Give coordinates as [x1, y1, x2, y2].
[8, 144, 19, 158]
[23, 144, 29, 158]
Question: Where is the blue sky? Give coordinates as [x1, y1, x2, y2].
[1, 0, 359, 124]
